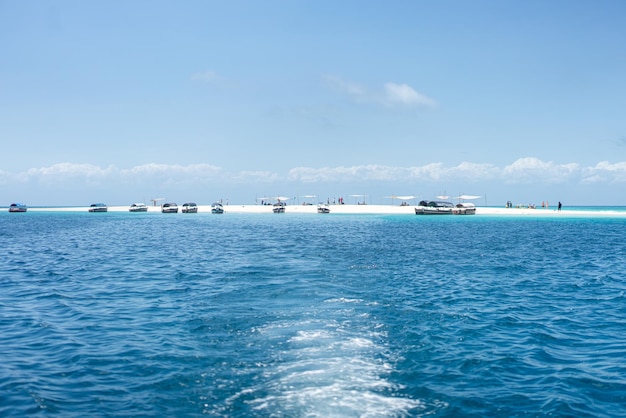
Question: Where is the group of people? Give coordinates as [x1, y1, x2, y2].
[541, 201, 563, 211]
[507, 200, 563, 211]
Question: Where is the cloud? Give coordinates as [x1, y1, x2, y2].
[384, 83, 436, 107]
[17, 163, 116, 184]
[322, 75, 366, 100]
[502, 158, 580, 183]
[120, 163, 221, 178]
[289, 165, 407, 183]
[25, 162, 114, 177]
[323, 75, 436, 108]
[8, 158, 626, 193]
[290, 162, 497, 183]
[581, 161, 626, 183]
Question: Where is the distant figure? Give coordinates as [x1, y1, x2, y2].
[558, 201, 562, 211]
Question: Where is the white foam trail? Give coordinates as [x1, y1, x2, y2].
[233, 299, 423, 417]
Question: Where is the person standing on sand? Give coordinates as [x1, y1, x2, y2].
[558, 201, 562, 211]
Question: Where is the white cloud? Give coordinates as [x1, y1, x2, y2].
[405, 163, 445, 180]
[289, 162, 497, 183]
[322, 75, 366, 99]
[289, 165, 409, 183]
[25, 162, 114, 177]
[448, 162, 499, 180]
[503, 158, 580, 183]
[120, 163, 222, 178]
[8, 158, 626, 195]
[582, 161, 626, 183]
[18, 163, 116, 184]
[323, 75, 436, 108]
[384, 83, 436, 107]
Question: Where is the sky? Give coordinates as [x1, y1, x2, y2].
[1, 0, 625, 206]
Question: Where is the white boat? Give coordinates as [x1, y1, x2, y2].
[453, 202, 476, 215]
[9, 203, 27, 213]
[88, 203, 108, 213]
[161, 203, 178, 213]
[211, 202, 224, 214]
[273, 202, 286, 213]
[129, 203, 148, 212]
[182, 202, 198, 213]
[317, 203, 331, 214]
[415, 200, 454, 215]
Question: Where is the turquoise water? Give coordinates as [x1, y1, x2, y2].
[1, 211, 626, 417]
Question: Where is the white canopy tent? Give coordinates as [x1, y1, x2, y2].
[300, 195, 317, 205]
[455, 195, 482, 200]
[385, 195, 417, 205]
[349, 194, 368, 205]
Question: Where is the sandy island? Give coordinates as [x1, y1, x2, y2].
[22, 205, 626, 217]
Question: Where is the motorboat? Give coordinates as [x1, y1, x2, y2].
[129, 203, 148, 212]
[9, 203, 27, 212]
[415, 200, 454, 215]
[88, 203, 108, 212]
[211, 202, 224, 214]
[453, 202, 476, 215]
[161, 203, 178, 213]
[182, 202, 198, 213]
[273, 202, 286, 213]
[317, 203, 331, 214]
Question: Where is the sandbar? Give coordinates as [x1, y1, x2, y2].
[20, 205, 626, 217]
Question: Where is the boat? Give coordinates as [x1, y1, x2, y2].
[8, 203, 27, 213]
[317, 203, 331, 214]
[211, 202, 224, 214]
[88, 203, 108, 212]
[415, 200, 454, 215]
[182, 202, 198, 213]
[129, 203, 148, 212]
[273, 202, 286, 213]
[161, 203, 178, 213]
[453, 202, 476, 215]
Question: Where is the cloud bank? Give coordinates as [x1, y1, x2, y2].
[4, 158, 626, 187]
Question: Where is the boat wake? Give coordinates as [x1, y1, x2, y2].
[224, 298, 422, 417]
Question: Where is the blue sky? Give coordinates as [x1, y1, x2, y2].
[1, 1, 625, 206]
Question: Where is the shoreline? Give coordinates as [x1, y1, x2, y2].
[10, 204, 626, 217]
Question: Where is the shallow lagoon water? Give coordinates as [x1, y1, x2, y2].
[1, 211, 626, 416]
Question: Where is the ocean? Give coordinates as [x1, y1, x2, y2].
[2, 211, 626, 417]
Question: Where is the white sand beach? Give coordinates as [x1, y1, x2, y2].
[23, 204, 626, 217]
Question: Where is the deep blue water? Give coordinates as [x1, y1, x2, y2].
[2, 211, 626, 417]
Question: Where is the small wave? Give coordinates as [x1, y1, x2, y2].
[324, 297, 364, 304]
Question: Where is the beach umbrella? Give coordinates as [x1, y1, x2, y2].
[455, 195, 481, 200]
[385, 195, 415, 205]
[300, 195, 316, 205]
[397, 195, 416, 205]
[349, 194, 367, 204]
